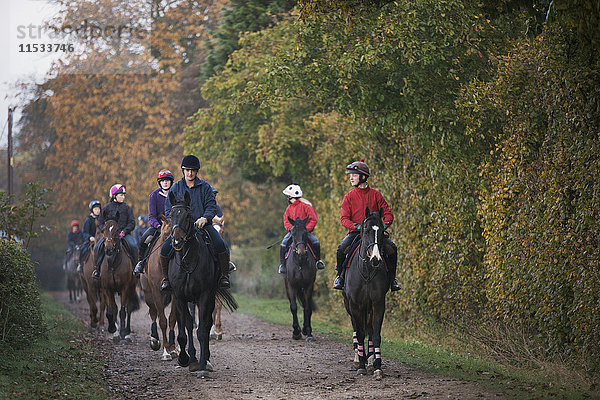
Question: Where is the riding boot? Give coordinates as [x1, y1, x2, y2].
[333, 249, 346, 290]
[159, 255, 171, 292]
[389, 259, 400, 292]
[278, 245, 287, 274]
[217, 251, 231, 288]
[133, 240, 149, 275]
[92, 244, 104, 280]
[312, 241, 325, 270]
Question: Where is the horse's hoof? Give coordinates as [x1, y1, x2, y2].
[374, 369, 383, 380]
[150, 337, 160, 351]
[125, 334, 133, 343]
[189, 361, 200, 372]
[356, 368, 367, 376]
[161, 353, 172, 361]
[216, 333, 222, 341]
[119, 339, 128, 345]
[112, 332, 120, 343]
[108, 326, 117, 334]
[305, 335, 314, 342]
[353, 361, 360, 369]
[197, 370, 211, 379]
[292, 332, 302, 340]
[178, 356, 190, 368]
[206, 360, 214, 372]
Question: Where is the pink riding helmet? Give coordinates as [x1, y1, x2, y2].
[109, 183, 126, 198]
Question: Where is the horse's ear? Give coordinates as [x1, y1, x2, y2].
[169, 191, 176, 205]
[184, 191, 191, 207]
[288, 216, 295, 226]
[302, 216, 309, 226]
[365, 206, 371, 218]
[160, 214, 167, 224]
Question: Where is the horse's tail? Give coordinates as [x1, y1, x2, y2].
[297, 288, 317, 311]
[163, 293, 171, 307]
[216, 287, 238, 312]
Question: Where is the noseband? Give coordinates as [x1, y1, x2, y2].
[170, 205, 195, 251]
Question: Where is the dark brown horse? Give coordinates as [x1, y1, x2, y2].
[284, 217, 317, 342]
[140, 215, 177, 360]
[342, 208, 390, 379]
[100, 218, 140, 343]
[81, 229, 105, 328]
[168, 191, 237, 377]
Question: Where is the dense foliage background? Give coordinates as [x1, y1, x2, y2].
[5, 0, 599, 371]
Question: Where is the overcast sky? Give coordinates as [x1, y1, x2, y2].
[1, 0, 61, 146]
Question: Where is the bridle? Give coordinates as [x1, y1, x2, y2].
[358, 215, 384, 282]
[104, 222, 121, 257]
[170, 204, 194, 251]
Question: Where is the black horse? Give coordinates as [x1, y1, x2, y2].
[65, 244, 82, 303]
[284, 217, 317, 342]
[168, 191, 237, 377]
[342, 207, 390, 379]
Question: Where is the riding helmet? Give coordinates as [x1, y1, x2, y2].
[157, 169, 175, 183]
[71, 220, 80, 227]
[345, 160, 370, 177]
[88, 200, 101, 211]
[282, 183, 303, 198]
[109, 183, 126, 198]
[138, 215, 148, 223]
[180, 155, 200, 170]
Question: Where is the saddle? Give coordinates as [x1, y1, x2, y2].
[120, 238, 137, 267]
[195, 228, 217, 261]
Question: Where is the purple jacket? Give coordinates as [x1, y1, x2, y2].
[148, 188, 168, 229]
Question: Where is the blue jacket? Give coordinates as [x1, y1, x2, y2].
[165, 177, 219, 222]
[82, 214, 98, 241]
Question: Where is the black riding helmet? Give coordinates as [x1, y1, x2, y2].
[181, 154, 200, 170]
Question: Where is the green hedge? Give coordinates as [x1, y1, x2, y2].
[0, 239, 45, 349]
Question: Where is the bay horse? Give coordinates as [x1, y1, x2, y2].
[81, 229, 105, 328]
[65, 245, 82, 303]
[140, 215, 178, 360]
[168, 191, 237, 377]
[342, 207, 390, 379]
[284, 216, 317, 342]
[100, 217, 140, 343]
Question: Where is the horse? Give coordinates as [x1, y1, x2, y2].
[81, 230, 105, 328]
[140, 215, 178, 360]
[342, 207, 390, 379]
[100, 217, 140, 343]
[168, 191, 237, 377]
[65, 245, 82, 303]
[283, 216, 317, 342]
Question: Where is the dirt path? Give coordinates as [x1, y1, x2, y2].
[52, 291, 504, 400]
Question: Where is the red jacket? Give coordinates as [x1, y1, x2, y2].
[340, 186, 393, 233]
[283, 200, 318, 232]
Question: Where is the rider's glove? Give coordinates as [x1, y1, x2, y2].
[354, 224, 361, 231]
[119, 231, 125, 238]
[195, 217, 208, 229]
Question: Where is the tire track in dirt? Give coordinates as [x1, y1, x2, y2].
[52, 291, 505, 399]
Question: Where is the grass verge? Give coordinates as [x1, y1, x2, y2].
[235, 293, 599, 400]
[0, 293, 107, 400]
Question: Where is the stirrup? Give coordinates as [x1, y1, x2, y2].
[219, 276, 230, 289]
[92, 269, 101, 280]
[160, 278, 171, 292]
[316, 260, 325, 270]
[391, 279, 401, 292]
[333, 275, 343, 290]
[278, 264, 286, 274]
[133, 261, 144, 275]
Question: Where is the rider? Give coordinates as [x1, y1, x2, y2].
[158, 155, 231, 292]
[133, 215, 149, 247]
[64, 220, 84, 270]
[332, 160, 400, 292]
[92, 184, 137, 280]
[278, 183, 325, 274]
[133, 169, 175, 275]
[80, 200, 101, 272]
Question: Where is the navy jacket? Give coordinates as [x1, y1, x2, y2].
[82, 214, 98, 241]
[165, 177, 219, 222]
[98, 201, 135, 235]
[67, 231, 84, 248]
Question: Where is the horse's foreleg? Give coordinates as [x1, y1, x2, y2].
[351, 306, 367, 375]
[302, 286, 314, 341]
[105, 290, 118, 334]
[214, 298, 222, 338]
[197, 296, 215, 373]
[371, 300, 386, 376]
[168, 303, 177, 353]
[175, 297, 190, 367]
[285, 280, 301, 340]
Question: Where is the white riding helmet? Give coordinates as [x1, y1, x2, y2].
[282, 183, 303, 198]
